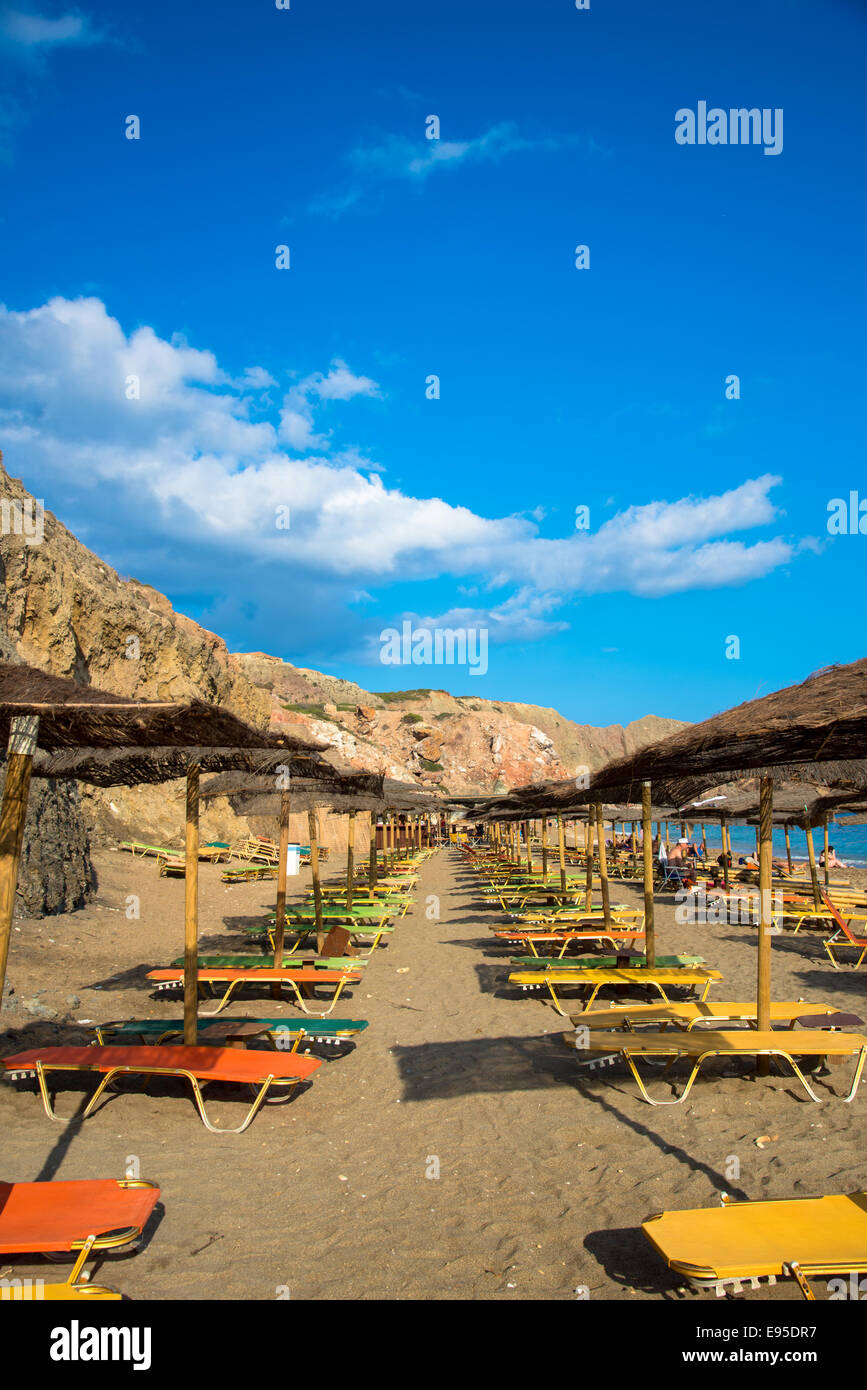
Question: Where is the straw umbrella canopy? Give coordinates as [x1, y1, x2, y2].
[0, 661, 325, 1034]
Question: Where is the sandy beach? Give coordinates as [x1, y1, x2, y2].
[2, 845, 866, 1301]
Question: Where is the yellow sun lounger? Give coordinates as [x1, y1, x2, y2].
[561, 1028, 867, 1104]
[643, 1191, 867, 1298]
[565, 1001, 856, 1032]
[509, 966, 723, 1015]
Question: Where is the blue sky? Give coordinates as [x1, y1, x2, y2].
[1, 0, 865, 725]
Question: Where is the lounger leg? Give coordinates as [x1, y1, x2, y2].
[843, 1047, 867, 1103]
[623, 1053, 703, 1106]
[199, 979, 240, 1016]
[188, 1074, 293, 1134]
[34, 1061, 62, 1121]
[545, 979, 565, 1015]
[83, 1068, 124, 1118]
[778, 1052, 827, 1103]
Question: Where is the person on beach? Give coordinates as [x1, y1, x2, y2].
[820, 844, 846, 869]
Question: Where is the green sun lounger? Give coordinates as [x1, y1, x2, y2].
[170, 953, 367, 970]
[92, 1017, 368, 1049]
[509, 953, 704, 970]
[119, 841, 175, 858]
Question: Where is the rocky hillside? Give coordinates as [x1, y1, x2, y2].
[0, 455, 686, 910]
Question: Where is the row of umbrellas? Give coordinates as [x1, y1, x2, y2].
[465, 658, 867, 1038]
[0, 661, 443, 1043]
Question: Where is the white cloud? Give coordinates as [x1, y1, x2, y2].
[0, 7, 107, 52]
[310, 122, 587, 216]
[0, 296, 803, 659]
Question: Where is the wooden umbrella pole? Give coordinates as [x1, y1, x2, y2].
[584, 815, 594, 912]
[757, 776, 774, 1072]
[701, 823, 707, 863]
[0, 715, 39, 1015]
[721, 818, 730, 892]
[805, 821, 822, 907]
[823, 816, 830, 888]
[368, 811, 378, 889]
[784, 822, 793, 875]
[308, 808, 324, 953]
[524, 820, 532, 876]
[272, 787, 291, 980]
[630, 821, 637, 868]
[183, 762, 200, 1046]
[642, 781, 656, 967]
[346, 811, 356, 910]
[556, 814, 567, 892]
[541, 818, 549, 883]
[595, 803, 611, 930]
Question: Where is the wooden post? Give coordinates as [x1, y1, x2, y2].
[368, 811, 378, 889]
[664, 821, 670, 850]
[721, 817, 730, 892]
[524, 820, 532, 876]
[642, 782, 655, 967]
[308, 808, 324, 953]
[584, 814, 594, 911]
[541, 817, 549, 883]
[557, 813, 567, 892]
[701, 823, 707, 862]
[757, 776, 774, 1073]
[0, 715, 38, 1015]
[272, 787, 291, 982]
[595, 803, 611, 930]
[630, 821, 637, 867]
[805, 822, 822, 907]
[183, 762, 200, 1046]
[346, 810, 356, 909]
[784, 822, 792, 875]
[823, 816, 830, 888]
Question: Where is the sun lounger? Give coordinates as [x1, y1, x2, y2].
[119, 841, 175, 859]
[169, 953, 367, 970]
[821, 893, 867, 969]
[0, 1177, 160, 1300]
[509, 966, 723, 1014]
[92, 1017, 368, 1051]
[511, 953, 702, 970]
[248, 922, 394, 954]
[222, 865, 278, 884]
[565, 1001, 857, 1032]
[3, 1044, 322, 1133]
[146, 966, 362, 1015]
[560, 1028, 867, 1104]
[643, 1191, 867, 1297]
[158, 856, 186, 878]
[494, 929, 646, 955]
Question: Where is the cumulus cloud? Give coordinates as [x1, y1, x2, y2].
[0, 295, 801, 661]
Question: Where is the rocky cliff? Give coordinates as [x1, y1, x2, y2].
[0, 455, 686, 910]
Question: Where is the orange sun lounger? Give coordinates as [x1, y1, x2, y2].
[146, 966, 362, 1016]
[0, 1177, 160, 1300]
[821, 893, 867, 969]
[3, 1045, 321, 1134]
